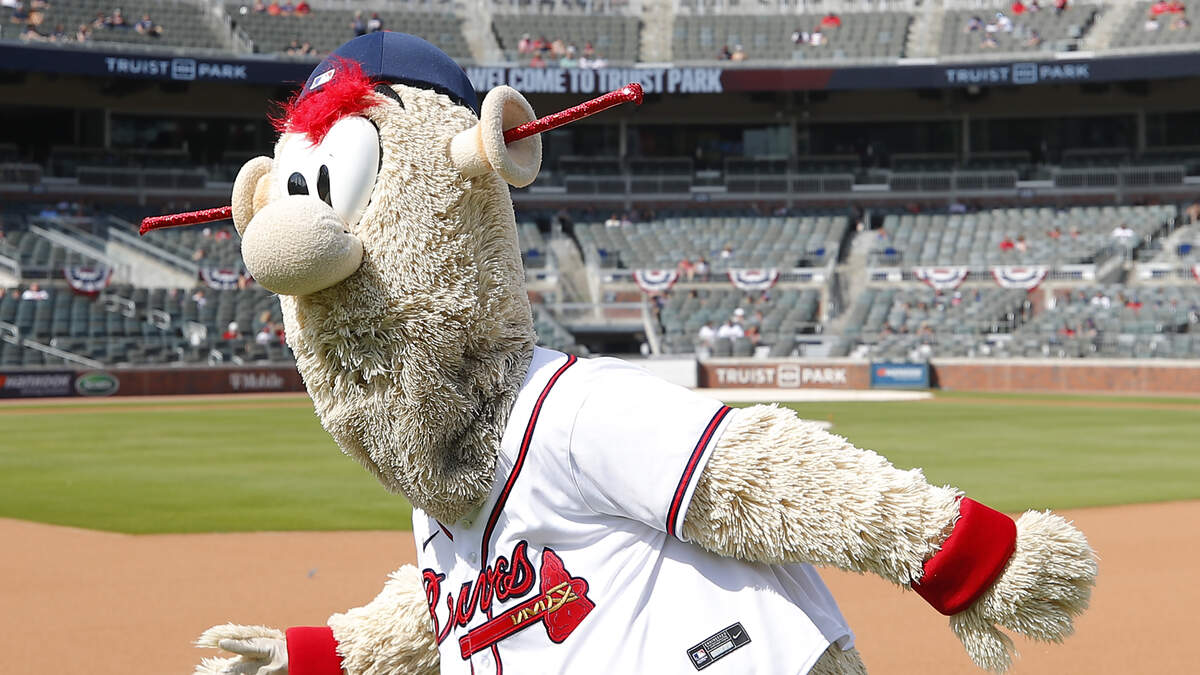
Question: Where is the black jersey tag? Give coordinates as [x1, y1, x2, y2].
[687, 622, 751, 670]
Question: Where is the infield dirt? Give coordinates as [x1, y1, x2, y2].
[1, 500, 1192, 674]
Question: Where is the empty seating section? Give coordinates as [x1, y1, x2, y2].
[659, 288, 821, 355]
[576, 216, 848, 270]
[1111, 2, 1200, 48]
[874, 205, 1175, 266]
[532, 304, 585, 354]
[4, 0, 223, 49]
[492, 13, 639, 63]
[227, 7, 470, 58]
[941, 5, 1097, 55]
[2, 230, 98, 276]
[145, 224, 244, 268]
[518, 223, 550, 269]
[672, 13, 910, 62]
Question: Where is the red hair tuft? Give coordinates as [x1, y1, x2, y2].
[272, 58, 377, 145]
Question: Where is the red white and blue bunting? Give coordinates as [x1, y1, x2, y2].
[200, 267, 242, 290]
[992, 265, 1049, 290]
[63, 265, 111, 296]
[633, 269, 678, 294]
[912, 266, 969, 291]
[727, 268, 780, 291]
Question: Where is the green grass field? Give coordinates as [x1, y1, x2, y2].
[2, 392, 1198, 534]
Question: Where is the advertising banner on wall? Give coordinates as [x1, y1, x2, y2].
[0, 371, 76, 398]
[8, 43, 1200, 94]
[698, 361, 868, 389]
[870, 363, 930, 389]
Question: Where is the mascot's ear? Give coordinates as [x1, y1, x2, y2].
[450, 85, 542, 188]
[231, 156, 274, 235]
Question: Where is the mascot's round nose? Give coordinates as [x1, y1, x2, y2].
[240, 196, 364, 296]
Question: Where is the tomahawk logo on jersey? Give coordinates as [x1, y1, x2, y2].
[415, 347, 854, 674]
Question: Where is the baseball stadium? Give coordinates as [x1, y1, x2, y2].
[1, 0, 1198, 673]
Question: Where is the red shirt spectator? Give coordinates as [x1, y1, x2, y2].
[1151, 1, 1173, 14]
[1054, 0, 1068, 13]
[267, 1, 281, 16]
[820, 13, 842, 28]
[999, 237, 1016, 251]
[1012, 1, 1026, 14]
[1168, 0, 1187, 12]
[296, 1, 310, 15]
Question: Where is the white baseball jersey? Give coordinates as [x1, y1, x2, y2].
[414, 347, 853, 674]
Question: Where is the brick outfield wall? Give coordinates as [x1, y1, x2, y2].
[697, 359, 1200, 394]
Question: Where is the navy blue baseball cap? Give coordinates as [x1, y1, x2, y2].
[302, 32, 479, 117]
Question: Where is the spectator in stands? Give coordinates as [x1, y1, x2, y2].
[222, 322, 241, 340]
[550, 38, 566, 57]
[604, 213, 621, 228]
[49, 23, 65, 40]
[718, 45, 732, 60]
[1111, 223, 1135, 241]
[981, 32, 999, 48]
[744, 324, 761, 346]
[135, 14, 163, 38]
[820, 12, 842, 29]
[1054, 0, 1068, 14]
[21, 283, 48, 301]
[1025, 29, 1042, 47]
[560, 45, 577, 68]
[280, 1, 295, 15]
[1150, 0, 1173, 16]
[1048, 225, 1063, 239]
[366, 12, 383, 33]
[75, 23, 90, 42]
[350, 10, 366, 37]
[716, 319, 743, 340]
[696, 322, 716, 351]
[91, 11, 108, 30]
[285, 39, 302, 54]
[296, 1, 310, 16]
[1012, 0, 1027, 14]
[964, 15, 983, 32]
[529, 52, 546, 67]
[256, 323, 275, 345]
[582, 42, 595, 58]
[731, 45, 747, 61]
[999, 236, 1016, 251]
[677, 258, 695, 282]
[518, 33, 532, 54]
[109, 7, 129, 29]
[252, 0, 266, 12]
[1069, 225, 1081, 238]
[1015, 235, 1029, 253]
[792, 27, 809, 44]
[989, 12, 1014, 32]
[267, 1, 281, 16]
[720, 244, 734, 259]
[192, 288, 207, 307]
[695, 257, 709, 280]
[9, 2, 28, 24]
[20, 24, 45, 41]
[1145, 16, 1162, 30]
[1170, 12, 1191, 29]
[809, 28, 827, 45]
[580, 52, 607, 68]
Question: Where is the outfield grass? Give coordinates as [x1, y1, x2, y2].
[1, 392, 1197, 533]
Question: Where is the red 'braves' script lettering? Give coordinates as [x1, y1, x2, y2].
[423, 540, 536, 643]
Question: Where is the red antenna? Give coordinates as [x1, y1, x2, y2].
[139, 83, 644, 236]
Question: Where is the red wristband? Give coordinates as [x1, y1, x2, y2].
[912, 497, 1017, 616]
[286, 626, 343, 675]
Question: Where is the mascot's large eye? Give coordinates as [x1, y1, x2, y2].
[275, 116, 380, 228]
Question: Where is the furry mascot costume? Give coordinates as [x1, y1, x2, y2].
[188, 33, 1096, 675]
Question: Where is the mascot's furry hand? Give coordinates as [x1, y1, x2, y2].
[194, 624, 287, 675]
[950, 510, 1096, 672]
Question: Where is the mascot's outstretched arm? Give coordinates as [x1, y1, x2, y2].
[193, 566, 440, 675]
[681, 404, 1097, 672]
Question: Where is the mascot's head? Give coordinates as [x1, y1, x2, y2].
[230, 33, 545, 522]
